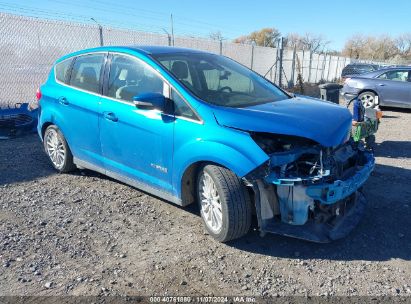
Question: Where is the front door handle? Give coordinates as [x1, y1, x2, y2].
[58, 97, 69, 105]
[103, 112, 118, 122]
[378, 83, 386, 86]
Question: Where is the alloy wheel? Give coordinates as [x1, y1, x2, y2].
[199, 172, 223, 233]
[45, 129, 66, 169]
[360, 94, 375, 108]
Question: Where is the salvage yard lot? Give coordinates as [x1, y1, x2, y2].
[0, 108, 410, 297]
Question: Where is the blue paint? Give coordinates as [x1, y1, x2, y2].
[38, 45, 368, 208]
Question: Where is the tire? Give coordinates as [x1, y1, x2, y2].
[197, 164, 252, 242]
[358, 91, 376, 108]
[43, 125, 76, 173]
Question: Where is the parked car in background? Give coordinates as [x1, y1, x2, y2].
[35, 46, 374, 243]
[341, 67, 411, 109]
[341, 63, 380, 78]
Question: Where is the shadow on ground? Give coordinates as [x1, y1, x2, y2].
[375, 141, 411, 159]
[0, 134, 53, 185]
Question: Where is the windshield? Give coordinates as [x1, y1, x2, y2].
[152, 52, 289, 108]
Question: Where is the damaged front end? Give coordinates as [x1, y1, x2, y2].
[244, 133, 375, 243]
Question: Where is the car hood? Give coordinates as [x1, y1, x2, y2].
[212, 97, 352, 147]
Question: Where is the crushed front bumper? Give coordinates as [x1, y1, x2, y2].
[253, 150, 375, 243]
[258, 191, 367, 243]
[306, 152, 374, 204]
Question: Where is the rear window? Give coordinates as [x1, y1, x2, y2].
[69, 54, 105, 94]
[55, 59, 72, 84]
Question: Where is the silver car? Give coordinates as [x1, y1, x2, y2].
[341, 67, 411, 108]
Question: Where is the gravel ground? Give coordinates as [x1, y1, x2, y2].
[0, 107, 410, 298]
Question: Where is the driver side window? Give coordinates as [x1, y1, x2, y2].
[107, 54, 164, 102]
[202, 64, 254, 93]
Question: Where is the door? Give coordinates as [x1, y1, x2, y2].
[56, 52, 106, 166]
[99, 53, 174, 192]
[375, 70, 411, 107]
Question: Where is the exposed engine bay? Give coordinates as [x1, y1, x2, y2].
[244, 132, 375, 242]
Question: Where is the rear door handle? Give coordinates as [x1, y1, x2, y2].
[103, 112, 118, 122]
[378, 83, 386, 86]
[58, 97, 69, 105]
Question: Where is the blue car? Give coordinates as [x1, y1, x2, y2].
[36, 46, 374, 243]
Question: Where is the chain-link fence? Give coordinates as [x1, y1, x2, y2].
[0, 12, 381, 108]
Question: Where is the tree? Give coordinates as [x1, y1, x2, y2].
[209, 31, 224, 41]
[342, 34, 367, 59]
[285, 33, 330, 53]
[234, 28, 281, 47]
[395, 33, 411, 57]
[342, 34, 400, 61]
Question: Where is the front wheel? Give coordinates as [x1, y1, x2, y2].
[197, 164, 252, 242]
[43, 125, 76, 173]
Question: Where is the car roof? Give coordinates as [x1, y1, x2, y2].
[349, 66, 411, 78]
[129, 45, 209, 55]
[57, 45, 210, 62]
[346, 63, 377, 67]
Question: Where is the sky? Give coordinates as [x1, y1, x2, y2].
[1, 0, 410, 51]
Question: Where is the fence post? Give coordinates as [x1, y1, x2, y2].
[334, 56, 340, 81]
[250, 44, 254, 70]
[314, 53, 320, 83]
[219, 39, 223, 55]
[278, 37, 284, 88]
[98, 25, 104, 46]
[301, 49, 305, 82]
[290, 46, 296, 88]
[308, 51, 313, 83]
[326, 54, 332, 81]
[274, 46, 279, 84]
[320, 53, 327, 81]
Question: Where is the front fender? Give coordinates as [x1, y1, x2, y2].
[172, 136, 269, 198]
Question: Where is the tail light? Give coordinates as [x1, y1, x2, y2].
[36, 87, 42, 101]
[29, 87, 41, 111]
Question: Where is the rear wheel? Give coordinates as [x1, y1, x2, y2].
[197, 164, 252, 242]
[43, 125, 76, 173]
[358, 91, 376, 108]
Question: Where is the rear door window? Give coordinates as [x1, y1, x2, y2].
[69, 54, 105, 94]
[377, 70, 409, 82]
[55, 59, 72, 84]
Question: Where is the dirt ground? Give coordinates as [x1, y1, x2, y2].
[0, 106, 410, 298]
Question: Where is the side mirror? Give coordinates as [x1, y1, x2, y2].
[286, 91, 296, 98]
[133, 93, 165, 111]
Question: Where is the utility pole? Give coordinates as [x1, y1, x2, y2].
[170, 14, 175, 46]
[91, 18, 103, 46]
